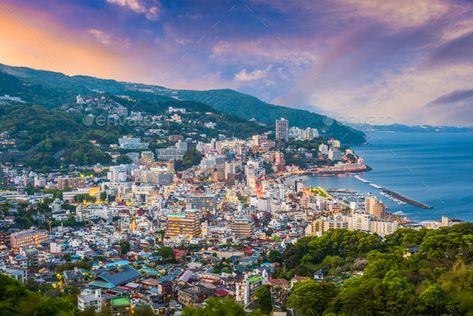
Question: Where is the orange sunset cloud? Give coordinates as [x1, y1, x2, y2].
[0, 3, 128, 80]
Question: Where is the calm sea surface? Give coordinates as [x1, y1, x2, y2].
[304, 131, 473, 222]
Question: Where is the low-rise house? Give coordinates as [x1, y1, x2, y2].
[63, 268, 85, 286]
[177, 284, 215, 306]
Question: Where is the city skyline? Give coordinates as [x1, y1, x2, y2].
[1, 0, 473, 126]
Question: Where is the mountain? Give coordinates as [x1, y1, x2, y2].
[349, 123, 473, 133]
[0, 63, 365, 144]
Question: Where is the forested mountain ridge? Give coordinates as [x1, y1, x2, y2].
[0, 63, 365, 144]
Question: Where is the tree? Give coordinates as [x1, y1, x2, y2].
[120, 240, 130, 255]
[0, 274, 76, 315]
[74, 194, 96, 203]
[254, 284, 272, 314]
[134, 305, 155, 316]
[183, 298, 247, 316]
[156, 246, 175, 263]
[287, 280, 338, 316]
[417, 285, 450, 315]
[100, 191, 107, 201]
[175, 148, 203, 171]
[372, 270, 416, 314]
[116, 155, 132, 164]
[268, 250, 283, 264]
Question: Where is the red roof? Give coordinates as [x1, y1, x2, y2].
[215, 289, 230, 297]
[242, 247, 253, 254]
[269, 278, 289, 287]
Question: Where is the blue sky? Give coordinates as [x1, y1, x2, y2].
[1, 0, 473, 126]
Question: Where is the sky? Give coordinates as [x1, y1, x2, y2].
[1, 0, 473, 126]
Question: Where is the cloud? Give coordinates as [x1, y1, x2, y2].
[88, 29, 112, 45]
[145, 5, 160, 20]
[88, 29, 130, 48]
[4, 0, 473, 126]
[426, 89, 473, 106]
[234, 65, 272, 81]
[441, 19, 473, 42]
[423, 89, 473, 126]
[300, 63, 473, 126]
[0, 4, 130, 80]
[430, 31, 473, 65]
[106, 0, 160, 20]
[341, 0, 451, 29]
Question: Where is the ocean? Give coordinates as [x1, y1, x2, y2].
[303, 131, 473, 222]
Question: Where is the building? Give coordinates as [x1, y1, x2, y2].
[165, 210, 201, 239]
[63, 268, 85, 286]
[289, 127, 319, 140]
[178, 284, 215, 306]
[236, 270, 269, 305]
[231, 218, 254, 239]
[306, 212, 398, 237]
[275, 118, 289, 142]
[89, 265, 142, 289]
[111, 297, 132, 315]
[245, 160, 264, 189]
[10, 229, 48, 252]
[319, 144, 329, 156]
[140, 151, 155, 164]
[329, 139, 341, 148]
[156, 147, 186, 161]
[78, 289, 103, 312]
[328, 148, 343, 161]
[365, 196, 385, 218]
[187, 194, 217, 213]
[370, 219, 399, 236]
[305, 215, 349, 236]
[273, 152, 285, 172]
[22, 247, 39, 268]
[2, 268, 27, 283]
[351, 212, 371, 231]
[118, 136, 148, 150]
[56, 176, 85, 190]
[76, 94, 85, 104]
[108, 165, 127, 182]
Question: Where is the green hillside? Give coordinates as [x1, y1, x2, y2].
[176, 88, 366, 143]
[0, 63, 365, 144]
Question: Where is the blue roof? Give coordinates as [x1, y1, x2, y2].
[141, 267, 160, 276]
[105, 259, 129, 268]
[158, 275, 175, 283]
[96, 265, 141, 287]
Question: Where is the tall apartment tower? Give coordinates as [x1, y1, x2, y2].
[275, 118, 289, 142]
[365, 196, 385, 218]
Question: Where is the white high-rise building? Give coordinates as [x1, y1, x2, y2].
[107, 165, 127, 182]
[319, 144, 329, 156]
[275, 118, 289, 142]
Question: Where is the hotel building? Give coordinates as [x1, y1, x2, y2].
[10, 229, 48, 252]
[165, 209, 201, 239]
